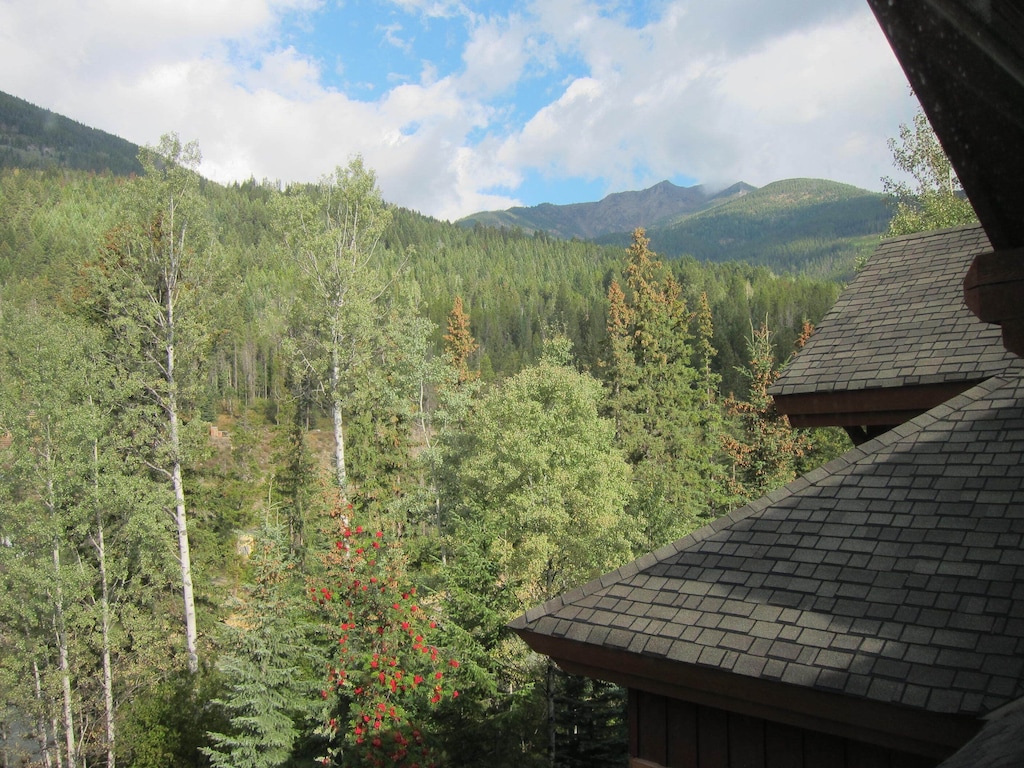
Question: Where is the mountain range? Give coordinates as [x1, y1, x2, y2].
[456, 180, 756, 240]
[458, 177, 890, 278]
[0, 89, 891, 278]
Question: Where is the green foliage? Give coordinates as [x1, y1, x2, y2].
[602, 230, 727, 546]
[0, 141, 856, 768]
[444, 342, 635, 606]
[553, 673, 628, 768]
[722, 321, 812, 500]
[882, 108, 977, 236]
[438, 344, 633, 766]
[204, 525, 320, 768]
[276, 157, 398, 497]
[117, 671, 227, 768]
[314, 506, 463, 767]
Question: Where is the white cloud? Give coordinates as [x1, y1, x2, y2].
[459, 14, 532, 97]
[0, 0, 916, 220]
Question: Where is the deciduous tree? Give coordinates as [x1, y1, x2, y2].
[85, 133, 212, 673]
[314, 502, 462, 767]
[882, 107, 977, 236]
[276, 158, 392, 500]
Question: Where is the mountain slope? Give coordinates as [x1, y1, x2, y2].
[457, 180, 755, 239]
[0, 90, 141, 175]
[596, 178, 891, 278]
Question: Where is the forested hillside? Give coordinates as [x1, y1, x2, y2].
[455, 180, 754, 239]
[0, 135, 851, 768]
[0, 91, 142, 175]
[597, 178, 891, 279]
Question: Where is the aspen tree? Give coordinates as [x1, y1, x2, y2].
[89, 134, 211, 673]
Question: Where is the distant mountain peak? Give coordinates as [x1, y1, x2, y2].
[456, 180, 755, 240]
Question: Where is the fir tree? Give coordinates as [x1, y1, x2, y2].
[204, 525, 319, 768]
[601, 229, 721, 547]
[722, 320, 812, 500]
[443, 296, 478, 385]
[553, 672, 627, 768]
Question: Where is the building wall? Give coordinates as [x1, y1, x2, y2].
[629, 689, 937, 768]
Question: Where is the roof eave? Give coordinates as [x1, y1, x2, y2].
[774, 380, 985, 428]
[514, 627, 979, 761]
[866, 0, 1024, 358]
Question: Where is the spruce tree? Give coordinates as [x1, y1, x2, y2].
[601, 229, 720, 547]
[722, 320, 812, 500]
[203, 525, 318, 768]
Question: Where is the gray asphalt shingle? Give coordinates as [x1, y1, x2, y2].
[511, 364, 1024, 718]
[771, 225, 1017, 398]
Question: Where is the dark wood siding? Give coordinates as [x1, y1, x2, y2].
[629, 690, 937, 768]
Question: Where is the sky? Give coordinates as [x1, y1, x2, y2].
[0, 0, 917, 221]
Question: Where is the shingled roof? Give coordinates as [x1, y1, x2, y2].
[770, 224, 1018, 432]
[937, 698, 1024, 768]
[512, 361, 1024, 758]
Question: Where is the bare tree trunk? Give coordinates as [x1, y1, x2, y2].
[170, 409, 199, 674]
[547, 659, 556, 768]
[52, 545, 76, 768]
[31, 659, 53, 768]
[91, 440, 116, 768]
[51, 712, 62, 768]
[97, 525, 116, 768]
[331, 345, 347, 499]
[167, 309, 199, 674]
[43, 433, 76, 768]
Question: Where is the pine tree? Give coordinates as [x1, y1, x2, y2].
[553, 672, 627, 768]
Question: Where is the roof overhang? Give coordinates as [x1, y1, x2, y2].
[515, 628, 979, 761]
[773, 380, 982, 428]
[866, 0, 1024, 357]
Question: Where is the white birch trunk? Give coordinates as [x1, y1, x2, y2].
[43, 433, 76, 768]
[52, 544, 76, 768]
[167, 340, 199, 673]
[331, 344, 347, 498]
[31, 659, 53, 768]
[92, 440, 116, 768]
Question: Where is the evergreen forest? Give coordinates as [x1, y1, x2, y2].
[0, 132, 856, 768]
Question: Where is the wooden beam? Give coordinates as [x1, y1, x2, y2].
[773, 381, 980, 428]
[866, 0, 1024, 250]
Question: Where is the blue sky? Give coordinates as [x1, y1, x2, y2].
[0, 0, 916, 220]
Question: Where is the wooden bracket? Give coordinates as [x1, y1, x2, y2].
[964, 248, 1024, 357]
